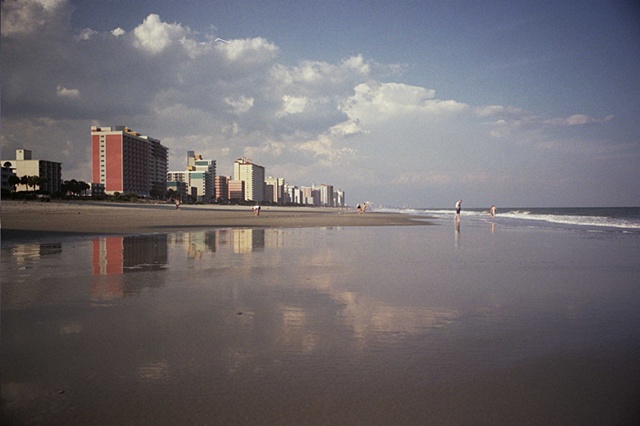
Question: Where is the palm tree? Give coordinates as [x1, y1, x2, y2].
[79, 181, 90, 196]
[26, 175, 40, 191]
[7, 175, 20, 192]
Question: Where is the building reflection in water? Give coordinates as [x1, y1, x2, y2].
[91, 234, 168, 300]
[8, 242, 62, 270]
[168, 231, 216, 260]
[7, 228, 459, 345]
[233, 229, 265, 253]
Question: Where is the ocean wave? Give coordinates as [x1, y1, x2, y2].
[499, 211, 640, 230]
[376, 207, 640, 230]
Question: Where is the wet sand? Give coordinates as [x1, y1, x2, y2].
[1, 200, 426, 242]
[2, 207, 640, 425]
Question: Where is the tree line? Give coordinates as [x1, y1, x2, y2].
[6, 175, 89, 196]
[7, 174, 46, 191]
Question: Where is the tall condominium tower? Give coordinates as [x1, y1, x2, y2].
[91, 126, 168, 196]
[187, 151, 216, 200]
[264, 176, 285, 204]
[233, 157, 265, 202]
[167, 151, 216, 202]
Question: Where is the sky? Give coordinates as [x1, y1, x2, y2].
[2, 0, 639, 208]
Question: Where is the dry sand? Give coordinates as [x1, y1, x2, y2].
[1, 200, 427, 241]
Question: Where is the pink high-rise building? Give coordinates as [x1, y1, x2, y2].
[91, 126, 168, 196]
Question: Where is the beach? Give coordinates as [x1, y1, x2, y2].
[2, 201, 640, 425]
[0, 200, 425, 242]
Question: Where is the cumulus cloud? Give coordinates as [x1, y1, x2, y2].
[340, 81, 467, 125]
[1, 0, 624, 206]
[1, 0, 71, 37]
[295, 134, 358, 165]
[219, 37, 279, 64]
[77, 28, 97, 40]
[132, 14, 188, 54]
[277, 95, 308, 116]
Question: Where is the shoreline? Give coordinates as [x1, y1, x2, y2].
[1, 200, 429, 243]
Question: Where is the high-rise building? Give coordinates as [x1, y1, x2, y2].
[1, 149, 62, 193]
[285, 184, 301, 204]
[264, 176, 285, 204]
[300, 186, 320, 206]
[167, 151, 216, 202]
[91, 126, 168, 196]
[187, 151, 216, 200]
[215, 175, 229, 201]
[233, 157, 265, 202]
[228, 179, 245, 201]
[319, 184, 334, 207]
[334, 188, 346, 207]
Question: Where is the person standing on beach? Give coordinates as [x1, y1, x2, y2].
[490, 205, 496, 217]
[455, 199, 462, 222]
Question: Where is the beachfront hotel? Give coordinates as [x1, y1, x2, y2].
[167, 151, 216, 202]
[91, 126, 168, 196]
[233, 157, 265, 202]
[1, 149, 62, 193]
[265, 176, 286, 204]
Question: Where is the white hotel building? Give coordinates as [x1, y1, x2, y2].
[233, 157, 265, 202]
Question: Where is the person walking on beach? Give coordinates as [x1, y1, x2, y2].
[175, 198, 180, 210]
[490, 205, 497, 217]
[455, 199, 462, 222]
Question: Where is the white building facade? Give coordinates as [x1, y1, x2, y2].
[1, 149, 62, 193]
[233, 158, 265, 202]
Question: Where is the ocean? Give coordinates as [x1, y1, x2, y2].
[377, 206, 640, 234]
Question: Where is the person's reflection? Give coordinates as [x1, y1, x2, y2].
[454, 220, 461, 249]
[490, 222, 495, 233]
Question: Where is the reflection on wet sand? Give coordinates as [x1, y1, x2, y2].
[3, 226, 640, 425]
[6, 229, 460, 341]
[91, 235, 169, 300]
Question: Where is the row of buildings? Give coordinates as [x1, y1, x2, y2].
[2, 126, 346, 207]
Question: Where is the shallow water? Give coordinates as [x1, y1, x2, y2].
[2, 223, 640, 425]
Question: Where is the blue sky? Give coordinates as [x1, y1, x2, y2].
[2, 0, 639, 207]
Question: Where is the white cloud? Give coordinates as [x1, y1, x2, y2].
[1, 2, 629, 206]
[295, 134, 357, 165]
[1, 0, 70, 37]
[278, 95, 308, 117]
[544, 114, 614, 127]
[77, 28, 97, 40]
[225, 96, 254, 114]
[221, 37, 279, 64]
[329, 120, 367, 137]
[340, 82, 467, 124]
[133, 14, 188, 55]
[111, 27, 126, 37]
[56, 85, 80, 98]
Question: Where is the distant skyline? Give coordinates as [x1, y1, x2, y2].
[2, 0, 639, 207]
